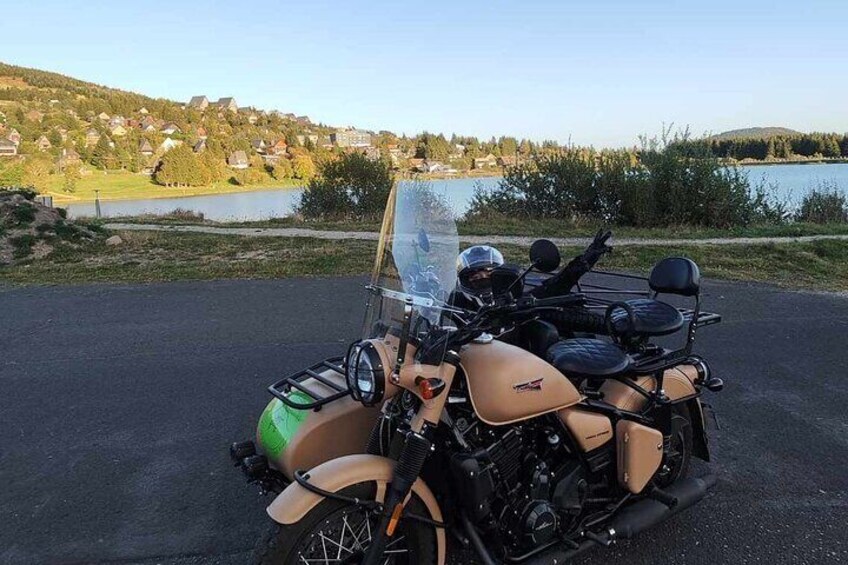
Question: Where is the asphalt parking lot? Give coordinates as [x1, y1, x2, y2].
[1, 276, 846, 564]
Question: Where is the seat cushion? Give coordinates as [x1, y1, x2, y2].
[547, 338, 631, 380]
[611, 298, 684, 337]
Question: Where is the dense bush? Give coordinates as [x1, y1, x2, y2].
[467, 143, 786, 228]
[796, 184, 848, 224]
[299, 153, 393, 220]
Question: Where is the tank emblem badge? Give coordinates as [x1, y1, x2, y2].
[513, 378, 544, 393]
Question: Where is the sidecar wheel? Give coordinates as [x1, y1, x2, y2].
[254, 483, 437, 564]
[656, 403, 694, 487]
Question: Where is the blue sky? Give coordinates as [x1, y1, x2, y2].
[4, 0, 847, 147]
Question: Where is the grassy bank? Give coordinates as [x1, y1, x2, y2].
[106, 214, 848, 240]
[43, 171, 302, 204]
[2, 230, 847, 292]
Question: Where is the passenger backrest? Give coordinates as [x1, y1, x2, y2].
[649, 257, 700, 297]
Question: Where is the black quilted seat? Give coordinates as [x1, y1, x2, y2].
[610, 298, 684, 337]
[546, 338, 632, 380]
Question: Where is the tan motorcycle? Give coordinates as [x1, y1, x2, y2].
[231, 183, 724, 564]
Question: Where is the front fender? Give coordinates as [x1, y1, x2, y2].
[267, 454, 446, 565]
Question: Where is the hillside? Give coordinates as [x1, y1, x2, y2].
[0, 61, 536, 198]
[710, 127, 801, 141]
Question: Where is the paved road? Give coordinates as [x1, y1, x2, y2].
[105, 222, 848, 248]
[1, 277, 847, 564]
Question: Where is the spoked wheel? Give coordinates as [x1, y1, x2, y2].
[656, 404, 694, 487]
[255, 483, 437, 565]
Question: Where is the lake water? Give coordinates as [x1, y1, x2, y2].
[66, 163, 848, 221]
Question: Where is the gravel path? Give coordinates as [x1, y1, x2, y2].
[106, 222, 848, 247]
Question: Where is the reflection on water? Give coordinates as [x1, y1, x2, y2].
[66, 163, 848, 222]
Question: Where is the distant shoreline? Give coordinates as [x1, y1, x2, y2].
[734, 158, 848, 167]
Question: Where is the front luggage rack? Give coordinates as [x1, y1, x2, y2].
[268, 357, 350, 411]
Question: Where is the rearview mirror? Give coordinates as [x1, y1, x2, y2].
[529, 239, 561, 273]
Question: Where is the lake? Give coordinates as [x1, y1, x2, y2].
[66, 163, 848, 221]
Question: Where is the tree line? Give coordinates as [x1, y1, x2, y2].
[682, 133, 848, 161]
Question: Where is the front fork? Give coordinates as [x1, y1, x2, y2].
[363, 428, 433, 564]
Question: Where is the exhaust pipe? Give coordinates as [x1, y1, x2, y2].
[527, 475, 717, 564]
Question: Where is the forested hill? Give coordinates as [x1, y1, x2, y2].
[710, 127, 802, 141]
[0, 61, 551, 192]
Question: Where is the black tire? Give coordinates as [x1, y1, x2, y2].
[656, 403, 694, 487]
[254, 483, 438, 565]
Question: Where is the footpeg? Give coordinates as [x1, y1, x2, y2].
[584, 530, 611, 547]
[648, 486, 678, 508]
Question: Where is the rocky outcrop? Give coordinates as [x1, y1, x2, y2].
[0, 188, 103, 265]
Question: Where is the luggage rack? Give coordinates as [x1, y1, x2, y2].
[267, 357, 350, 411]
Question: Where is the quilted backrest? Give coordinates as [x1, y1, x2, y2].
[649, 257, 700, 297]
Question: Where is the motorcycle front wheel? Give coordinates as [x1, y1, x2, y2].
[254, 483, 438, 565]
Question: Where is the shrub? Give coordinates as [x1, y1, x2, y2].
[299, 153, 394, 220]
[796, 183, 848, 224]
[10, 234, 36, 259]
[467, 136, 782, 229]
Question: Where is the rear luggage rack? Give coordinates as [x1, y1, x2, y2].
[268, 357, 350, 411]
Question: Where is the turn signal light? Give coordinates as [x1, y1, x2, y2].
[416, 377, 446, 400]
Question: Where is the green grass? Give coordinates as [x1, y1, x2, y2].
[43, 171, 301, 204]
[106, 213, 848, 240]
[2, 230, 847, 292]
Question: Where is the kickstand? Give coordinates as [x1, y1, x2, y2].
[702, 402, 722, 431]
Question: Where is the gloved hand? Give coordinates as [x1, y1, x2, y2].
[582, 229, 613, 268]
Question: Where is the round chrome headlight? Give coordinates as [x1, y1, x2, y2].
[346, 341, 385, 406]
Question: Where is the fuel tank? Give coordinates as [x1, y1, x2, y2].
[460, 340, 582, 425]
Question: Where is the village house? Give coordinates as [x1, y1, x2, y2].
[250, 139, 267, 153]
[109, 124, 128, 137]
[188, 96, 209, 110]
[363, 146, 382, 161]
[26, 109, 44, 122]
[497, 155, 517, 167]
[268, 139, 288, 155]
[36, 135, 52, 152]
[138, 139, 154, 156]
[0, 138, 17, 157]
[85, 128, 101, 147]
[109, 116, 127, 128]
[296, 115, 311, 125]
[7, 128, 21, 146]
[58, 148, 81, 170]
[216, 97, 238, 113]
[227, 150, 249, 169]
[160, 122, 182, 135]
[138, 107, 149, 115]
[451, 144, 466, 159]
[97, 112, 111, 122]
[408, 158, 425, 170]
[296, 134, 319, 146]
[56, 127, 69, 142]
[159, 137, 181, 152]
[331, 128, 372, 148]
[192, 139, 207, 153]
[140, 118, 158, 133]
[473, 153, 498, 169]
[196, 126, 208, 139]
[247, 113, 259, 125]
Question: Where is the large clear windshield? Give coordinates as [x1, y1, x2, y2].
[362, 182, 459, 343]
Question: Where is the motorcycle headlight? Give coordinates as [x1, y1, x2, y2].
[346, 341, 385, 406]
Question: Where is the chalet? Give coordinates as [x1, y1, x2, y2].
[138, 107, 149, 115]
[0, 139, 17, 157]
[58, 148, 81, 169]
[227, 150, 249, 169]
[160, 122, 182, 135]
[196, 126, 208, 139]
[138, 139, 154, 156]
[7, 128, 21, 146]
[331, 129, 372, 148]
[159, 138, 182, 152]
[109, 116, 127, 128]
[408, 158, 425, 170]
[216, 97, 238, 113]
[269, 139, 288, 155]
[85, 128, 101, 147]
[497, 155, 517, 167]
[26, 109, 44, 122]
[473, 153, 498, 169]
[140, 117, 158, 132]
[251, 139, 267, 153]
[188, 96, 209, 110]
[193, 139, 207, 153]
[247, 113, 259, 125]
[109, 124, 128, 137]
[36, 135, 52, 152]
[97, 112, 111, 121]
